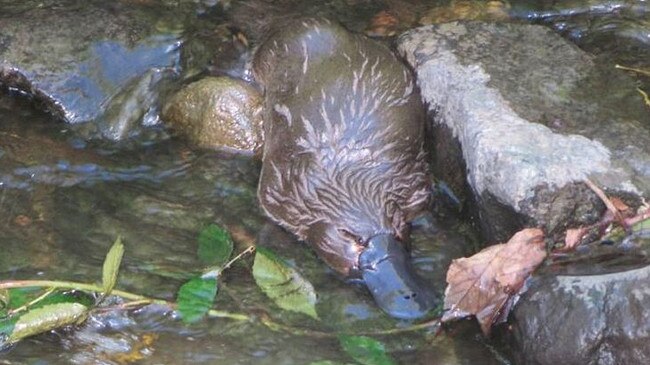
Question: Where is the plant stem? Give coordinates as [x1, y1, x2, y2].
[0, 279, 439, 337]
[0, 280, 251, 321]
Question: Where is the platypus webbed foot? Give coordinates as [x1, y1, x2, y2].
[359, 234, 438, 319]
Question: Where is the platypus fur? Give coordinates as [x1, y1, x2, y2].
[253, 17, 436, 319]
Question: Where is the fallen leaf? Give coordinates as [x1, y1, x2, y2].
[610, 197, 630, 213]
[6, 302, 88, 345]
[626, 209, 650, 229]
[102, 237, 125, 297]
[252, 248, 319, 320]
[442, 228, 546, 335]
[562, 227, 590, 251]
[365, 11, 399, 37]
[13, 215, 32, 227]
[338, 335, 396, 365]
[176, 277, 218, 324]
[197, 224, 234, 267]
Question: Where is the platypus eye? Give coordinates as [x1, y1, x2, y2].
[338, 229, 366, 246]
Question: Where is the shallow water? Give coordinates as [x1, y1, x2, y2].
[1, 0, 648, 364]
[0, 91, 493, 364]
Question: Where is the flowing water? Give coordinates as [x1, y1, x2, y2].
[1, 0, 648, 364]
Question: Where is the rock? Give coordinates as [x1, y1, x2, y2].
[162, 77, 263, 154]
[0, 1, 185, 139]
[507, 240, 650, 365]
[398, 22, 650, 242]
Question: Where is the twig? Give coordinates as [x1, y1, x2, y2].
[584, 179, 624, 225]
[615, 64, 650, 77]
[637, 88, 650, 107]
[202, 246, 256, 279]
[8, 287, 56, 315]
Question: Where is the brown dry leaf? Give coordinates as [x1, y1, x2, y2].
[365, 10, 399, 37]
[610, 197, 630, 213]
[442, 228, 546, 335]
[562, 227, 589, 251]
[14, 215, 32, 227]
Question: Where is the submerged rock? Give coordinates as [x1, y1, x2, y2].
[398, 21, 650, 243]
[0, 1, 185, 139]
[508, 242, 650, 365]
[162, 77, 264, 154]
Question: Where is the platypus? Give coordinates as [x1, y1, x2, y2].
[252, 18, 437, 319]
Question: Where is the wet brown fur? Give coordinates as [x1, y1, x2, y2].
[254, 18, 430, 276]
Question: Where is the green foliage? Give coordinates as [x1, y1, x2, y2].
[338, 335, 396, 365]
[176, 277, 218, 324]
[197, 224, 234, 267]
[6, 303, 88, 345]
[102, 236, 125, 296]
[252, 247, 319, 320]
[0, 287, 40, 317]
[632, 217, 650, 233]
[0, 289, 8, 311]
[38, 291, 95, 308]
[0, 316, 18, 349]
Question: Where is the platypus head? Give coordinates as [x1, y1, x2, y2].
[302, 209, 437, 319]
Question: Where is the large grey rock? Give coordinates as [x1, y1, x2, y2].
[0, 1, 186, 139]
[398, 22, 650, 242]
[508, 240, 650, 365]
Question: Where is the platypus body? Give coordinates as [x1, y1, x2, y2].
[253, 18, 436, 319]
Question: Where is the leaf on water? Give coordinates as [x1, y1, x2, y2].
[632, 216, 650, 233]
[442, 228, 547, 335]
[176, 277, 217, 324]
[198, 224, 234, 267]
[6, 302, 88, 344]
[0, 289, 8, 312]
[626, 208, 650, 230]
[338, 335, 396, 365]
[102, 236, 125, 296]
[252, 247, 319, 320]
[0, 316, 18, 349]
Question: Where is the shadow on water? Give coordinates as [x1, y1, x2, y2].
[1, 0, 648, 364]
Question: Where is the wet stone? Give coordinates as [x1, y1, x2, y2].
[398, 21, 650, 243]
[162, 77, 264, 154]
[507, 242, 650, 365]
[0, 1, 187, 139]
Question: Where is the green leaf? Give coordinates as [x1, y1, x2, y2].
[198, 224, 234, 267]
[176, 277, 217, 324]
[0, 289, 8, 312]
[0, 316, 18, 349]
[631, 217, 650, 233]
[308, 361, 355, 365]
[102, 236, 125, 296]
[37, 290, 95, 308]
[7, 302, 88, 344]
[252, 247, 319, 319]
[2, 287, 41, 309]
[338, 335, 396, 365]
